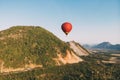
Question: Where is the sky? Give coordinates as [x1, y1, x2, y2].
[0, 0, 120, 44]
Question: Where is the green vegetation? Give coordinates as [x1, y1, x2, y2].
[0, 51, 120, 80]
[0, 26, 119, 80]
[0, 60, 119, 80]
[0, 26, 70, 68]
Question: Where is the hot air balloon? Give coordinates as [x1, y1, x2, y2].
[61, 22, 72, 35]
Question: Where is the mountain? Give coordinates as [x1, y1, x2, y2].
[0, 26, 83, 73]
[83, 42, 120, 51]
[93, 42, 112, 49]
[92, 42, 120, 50]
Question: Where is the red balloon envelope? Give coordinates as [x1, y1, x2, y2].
[61, 22, 72, 35]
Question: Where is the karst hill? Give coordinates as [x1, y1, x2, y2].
[0, 26, 86, 73]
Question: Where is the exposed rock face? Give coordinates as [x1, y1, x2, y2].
[53, 50, 83, 65]
[0, 60, 42, 73]
[68, 41, 89, 56]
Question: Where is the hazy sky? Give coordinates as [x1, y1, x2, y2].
[0, 0, 120, 44]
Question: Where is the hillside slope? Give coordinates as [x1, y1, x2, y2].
[0, 26, 82, 73]
[68, 41, 89, 56]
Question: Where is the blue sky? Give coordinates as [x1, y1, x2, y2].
[0, 0, 120, 44]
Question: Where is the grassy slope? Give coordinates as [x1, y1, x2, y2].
[0, 26, 70, 68]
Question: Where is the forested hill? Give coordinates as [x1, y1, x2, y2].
[0, 26, 82, 73]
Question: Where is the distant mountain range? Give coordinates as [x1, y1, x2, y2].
[83, 42, 120, 50]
